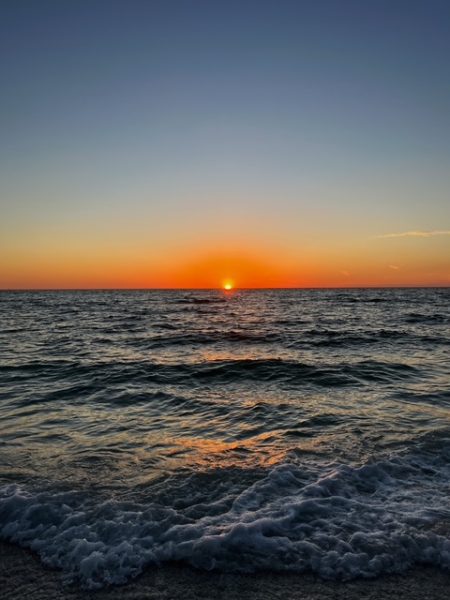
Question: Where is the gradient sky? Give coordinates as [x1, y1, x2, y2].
[1, 0, 449, 288]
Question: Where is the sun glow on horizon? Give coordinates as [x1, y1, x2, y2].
[223, 281, 234, 290]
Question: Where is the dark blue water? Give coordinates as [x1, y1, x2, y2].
[1, 289, 450, 587]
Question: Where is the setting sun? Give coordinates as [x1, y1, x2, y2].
[223, 281, 234, 290]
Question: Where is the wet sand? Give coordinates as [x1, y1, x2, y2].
[1, 541, 450, 600]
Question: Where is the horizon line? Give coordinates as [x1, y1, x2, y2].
[1, 285, 449, 292]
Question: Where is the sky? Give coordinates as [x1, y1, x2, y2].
[1, 0, 449, 288]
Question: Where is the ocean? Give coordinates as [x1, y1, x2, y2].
[0, 288, 449, 589]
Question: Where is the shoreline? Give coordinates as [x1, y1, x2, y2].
[2, 542, 450, 600]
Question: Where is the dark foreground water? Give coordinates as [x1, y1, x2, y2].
[0, 289, 449, 588]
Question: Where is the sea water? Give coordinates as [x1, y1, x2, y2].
[0, 289, 449, 587]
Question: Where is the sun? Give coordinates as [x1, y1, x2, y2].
[223, 281, 234, 290]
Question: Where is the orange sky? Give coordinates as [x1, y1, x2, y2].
[1, 233, 449, 289]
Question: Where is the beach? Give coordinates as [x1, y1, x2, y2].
[2, 541, 450, 600]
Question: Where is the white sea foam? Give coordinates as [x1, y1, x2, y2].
[1, 452, 450, 588]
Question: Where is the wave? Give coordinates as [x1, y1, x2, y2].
[176, 297, 228, 305]
[1, 358, 423, 389]
[1, 449, 450, 588]
[120, 328, 446, 350]
[123, 330, 283, 349]
[404, 313, 449, 324]
[297, 328, 407, 348]
[342, 297, 390, 303]
[390, 389, 450, 408]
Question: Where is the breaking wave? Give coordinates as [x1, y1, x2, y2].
[2, 447, 450, 589]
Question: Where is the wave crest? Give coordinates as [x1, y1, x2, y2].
[2, 450, 450, 588]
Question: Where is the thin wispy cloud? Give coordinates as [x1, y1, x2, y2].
[388, 264, 400, 270]
[375, 230, 450, 239]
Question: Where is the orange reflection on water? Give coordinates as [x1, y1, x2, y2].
[169, 433, 283, 470]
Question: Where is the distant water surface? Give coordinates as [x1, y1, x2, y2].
[1, 289, 450, 587]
